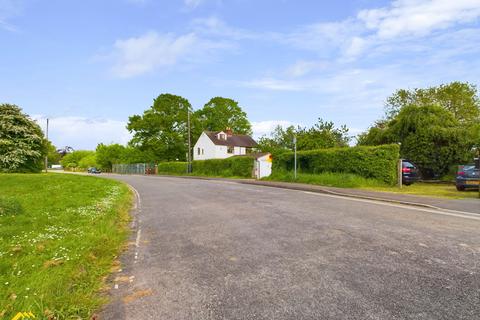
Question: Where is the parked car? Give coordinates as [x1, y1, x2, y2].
[456, 165, 479, 191]
[402, 160, 420, 185]
[87, 167, 101, 174]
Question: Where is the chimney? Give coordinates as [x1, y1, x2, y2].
[225, 127, 233, 137]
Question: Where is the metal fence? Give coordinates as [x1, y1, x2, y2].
[112, 163, 157, 175]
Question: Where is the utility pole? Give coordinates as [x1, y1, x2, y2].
[293, 135, 297, 180]
[397, 142, 402, 188]
[187, 110, 192, 173]
[44, 118, 49, 173]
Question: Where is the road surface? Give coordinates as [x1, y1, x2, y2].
[100, 175, 480, 320]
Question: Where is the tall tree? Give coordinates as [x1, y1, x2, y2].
[360, 105, 474, 177]
[385, 82, 480, 123]
[296, 119, 350, 150]
[194, 97, 252, 138]
[0, 104, 47, 172]
[257, 119, 350, 153]
[257, 125, 299, 153]
[127, 94, 192, 161]
[96, 143, 126, 170]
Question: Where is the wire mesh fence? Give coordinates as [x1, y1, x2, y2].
[112, 163, 157, 175]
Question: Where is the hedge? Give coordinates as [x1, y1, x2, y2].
[273, 144, 400, 185]
[157, 162, 188, 175]
[157, 156, 254, 178]
[192, 156, 253, 178]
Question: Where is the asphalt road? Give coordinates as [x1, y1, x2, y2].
[100, 175, 480, 320]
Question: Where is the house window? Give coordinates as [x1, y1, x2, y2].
[202, 149, 204, 155]
[197, 147, 201, 155]
[227, 146, 234, 154]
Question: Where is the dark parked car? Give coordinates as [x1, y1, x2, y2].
[456, 165, 479, 191]
[402, 160, 420, 185]
[87, 167, 101, 174]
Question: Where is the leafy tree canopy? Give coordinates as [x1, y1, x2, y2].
[96, 143, 125, 170]
[194, 97, 252, 138]
[127, 93, 192, 161]
[385, 81, 480, 123]
[257, 118, 350, 153]
[60, 150, 96, 169]
[0, 104, 47, 172]
[360, 104, 476, 177]
[46, 141, 62, 165]
[96, 143, 149, 170]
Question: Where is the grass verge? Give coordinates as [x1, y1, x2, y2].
[265, 171, 385, 189]
[266, 171, 478, 199]
[0, 173, 132, 319]
[363, 183, 479, 199]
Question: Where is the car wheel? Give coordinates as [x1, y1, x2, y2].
[456, 185, 465, 191]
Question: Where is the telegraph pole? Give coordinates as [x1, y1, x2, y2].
[293, 135, 297, 180]
[187, 110, 192, 173]
[44, 118, 49, 173]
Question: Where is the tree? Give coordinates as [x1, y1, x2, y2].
[96, 143, 126, 170]
[127, 94, 192, 161]
[296, 119, 350, 150]
[385, 82, 480, 123]
[46, 141, 62, 165]
[60, 150, 95, 169]
[194, 97, 252, 139]
[257, 125, 298, 153]
[78, 153, 98, 169]
[257, 119, 350, 153]
[0, 104, 47, 172]
[360, 105, 473, 178]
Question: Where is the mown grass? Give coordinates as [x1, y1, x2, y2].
[265, 171, 385, 189]
[0, 173, 132, 319]
[364, 183, 479, 199]
[266, 171, 478, 199]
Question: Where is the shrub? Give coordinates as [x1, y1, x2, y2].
[0, 197, 23, 216]
[273, 144, 399, 185]
[157, 162, 188, 175]
[0, 104, 46, 172]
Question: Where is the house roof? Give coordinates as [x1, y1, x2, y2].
[205, 131, 257, 147]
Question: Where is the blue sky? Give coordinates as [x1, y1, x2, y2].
[1, 0, 480, 149]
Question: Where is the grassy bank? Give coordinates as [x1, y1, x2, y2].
[266, 171, 478, 199]
[0, 174, 132, 319]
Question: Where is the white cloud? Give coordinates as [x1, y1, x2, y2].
[109, 31, 198, 78]
[242, 78, 306, 91]
[33, 116, 131, 150]
[105, 30, 231, 78]
[252, 120, 296, 138]
[281, 19, 364, 56]
[184, 0, 203, 9]
[125, 0, 149, 4]
[192, 16, 259, 40]
[0, 0, 23, 31]
[285, 60, 327, 77]
[358, 0, 480, 39]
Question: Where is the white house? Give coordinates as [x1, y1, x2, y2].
[193, 129, 257, 160]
